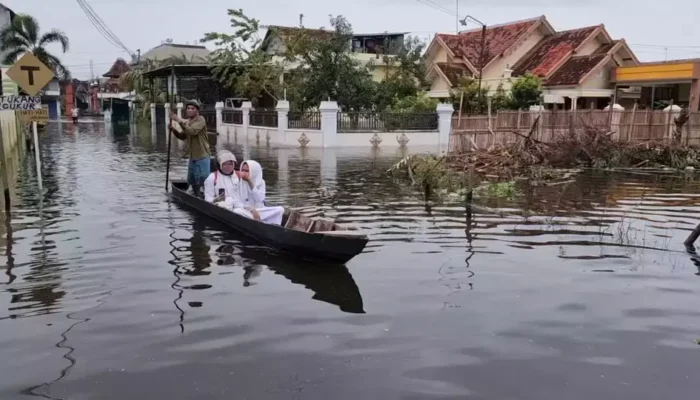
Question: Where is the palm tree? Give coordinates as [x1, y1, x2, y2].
[0, 14, 70, 78]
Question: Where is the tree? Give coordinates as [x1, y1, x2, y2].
[374, 36, 427, 111]
[451, 76, 489, 115]
[283, 15, 376, 111]
[201, 9, 283, 106]
[490, 83, 511, 112]
[0, 14, 70, 79]
[510, 73, 543, 110]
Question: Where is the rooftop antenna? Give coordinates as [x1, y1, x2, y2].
[299, 13, 304, 28]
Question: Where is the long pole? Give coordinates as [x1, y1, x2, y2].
[32, 121, 43, 192]
[455, 0, 459, 33]
[0, 124, 10, 212]
[165, 66, 175, 191]
[477, 24, 486, 114]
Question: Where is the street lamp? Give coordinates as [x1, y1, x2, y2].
[460, 15, 487, 113]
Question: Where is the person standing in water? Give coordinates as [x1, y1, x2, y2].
[71, 107, 79, 123]
[170, 100, 211, 197]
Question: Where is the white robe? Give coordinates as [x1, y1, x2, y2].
[233, 160, 285, 225]
[203, 171, 244, 211]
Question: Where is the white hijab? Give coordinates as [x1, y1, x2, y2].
[239, 160, 265, 207]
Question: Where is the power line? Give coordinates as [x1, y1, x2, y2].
[75, 0, 133, 56]
[415, 0, 457, 17]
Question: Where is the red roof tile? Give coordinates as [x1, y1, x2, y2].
[545, 54, 608, 86]
[435, 63, 471, 86]
[512, 26, 600, 77]
[102, 58, 131, 78]
[437, 18, 541, 69]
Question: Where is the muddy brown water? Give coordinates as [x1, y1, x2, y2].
[1, 122, 699, 399]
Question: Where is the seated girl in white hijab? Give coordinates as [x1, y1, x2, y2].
[203, 151, 244, 211]
[233, 160, 285, 225]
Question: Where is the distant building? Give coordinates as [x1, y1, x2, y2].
[0, 2, 16, 97]
[136, 42, 211, 66]
[261, 26, 408, 82]
[0, 3, 16, 67]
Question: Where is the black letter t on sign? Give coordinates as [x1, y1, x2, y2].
[20, 66, 40, 85]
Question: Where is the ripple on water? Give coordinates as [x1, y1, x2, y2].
[1, 123, 700, 399]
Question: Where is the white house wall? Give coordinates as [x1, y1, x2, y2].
[579, 60, 614, 90]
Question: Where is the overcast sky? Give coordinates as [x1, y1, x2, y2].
[5, 0, 700, 79]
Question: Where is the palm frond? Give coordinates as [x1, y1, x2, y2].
[1, 48, 28, 65]
[11, 14, 39, 46]
[39, 29, 70, 53]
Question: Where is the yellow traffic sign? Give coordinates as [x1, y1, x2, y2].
[5, 52, 55, 97]
[18, 108, 49, 124]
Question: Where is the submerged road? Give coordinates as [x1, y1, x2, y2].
[0, 122, 699, 399]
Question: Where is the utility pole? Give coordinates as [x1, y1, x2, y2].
[90, 59, 94, 80]
[455, 0, 459, 33]
[299, 13, 304, 28]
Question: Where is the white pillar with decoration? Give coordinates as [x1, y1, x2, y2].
[436, 103, 454, 154]
[319, 101, 339, 148]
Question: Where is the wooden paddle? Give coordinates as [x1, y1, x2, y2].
[165, 65, 175, 192]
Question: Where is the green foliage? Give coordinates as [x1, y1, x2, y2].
[0, 14, 70, 79]
[490, 84, 512, 112]
[451, 76, 489, 114]
[201, 8, 283, 106]
[373, 36, 427, 111]
[474, 181, 520, 199]
[283, 15, 376, 111]
[389, 92, 438, 112]
[510, 73, 543, 110]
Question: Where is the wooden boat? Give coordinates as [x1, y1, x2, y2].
[170, 181, 369, 264]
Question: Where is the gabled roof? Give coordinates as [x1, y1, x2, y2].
[102, 58, 131, 78]
[543, 38, 640, 87]
[139, 43, 210, 64]
[512, 25, 601, 77]
[435, 16, 551, 71]
[545, 54, 608, 86]
[430, 62, 471, 87]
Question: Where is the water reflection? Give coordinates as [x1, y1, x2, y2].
[3, 122, 700, 399]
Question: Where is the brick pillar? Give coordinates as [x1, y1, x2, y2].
[64, 82, 74, 118]
[690, 79, 700, 112]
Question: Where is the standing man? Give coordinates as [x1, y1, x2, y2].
[71, 107, 79, 123]
[170, 100, 211, 197]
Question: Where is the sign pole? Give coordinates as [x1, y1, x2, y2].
[0, 125, 10, 212]
[32, 121, 43, 191]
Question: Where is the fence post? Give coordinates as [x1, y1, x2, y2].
[177, 102, 184, 119]
[164, 103, 170, 125]
[436, 103, 454, 154]
[276, 100, 290, 146]
[150, 103, 156, 126]
[215, 101, 224, 134]
[319, 101, 339, 148]
[611, 106, 623, 141]
[241, 101, 252, 142]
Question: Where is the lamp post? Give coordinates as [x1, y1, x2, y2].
[460, 15, 487, 113]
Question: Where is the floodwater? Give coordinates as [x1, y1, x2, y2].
[1, 122, 699, 400]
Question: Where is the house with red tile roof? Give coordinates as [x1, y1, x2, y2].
[513, 25, 638, 109]
[425, 16, 640, 110]
[426, 16, 555, 98]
